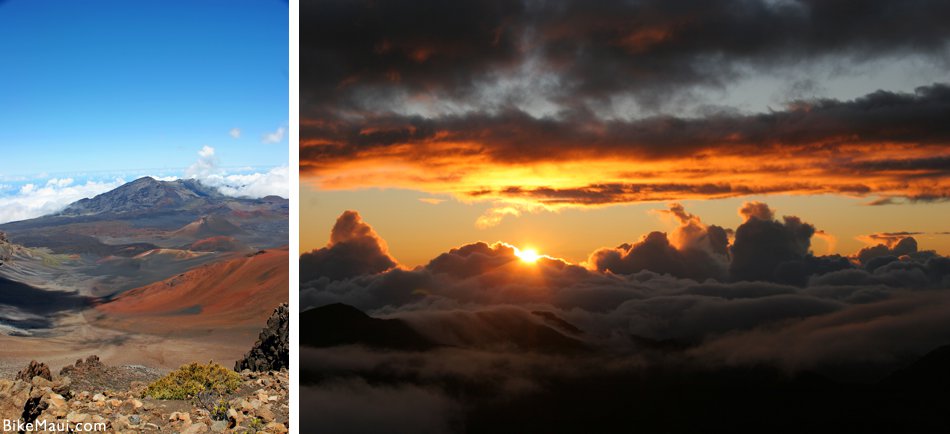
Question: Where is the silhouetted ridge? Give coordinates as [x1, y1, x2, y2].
[299, 303, 436, 351]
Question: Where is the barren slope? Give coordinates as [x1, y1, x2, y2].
[95, 247, 289, 335]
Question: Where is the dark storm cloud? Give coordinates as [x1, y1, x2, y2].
[301, 0, 526, 110]
[304, 83, 950, 163]
[302, 0, 950, 115]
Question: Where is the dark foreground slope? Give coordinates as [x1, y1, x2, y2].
[299, 304, 950, 434]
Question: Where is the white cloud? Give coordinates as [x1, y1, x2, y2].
[0, 178, 125, 224]
[230, 128, 241, 139]
[200, 166, 289, 198]
[262, 125, 286, 144]
[183, 146, 289, 198]
[186, 145, 219, 178]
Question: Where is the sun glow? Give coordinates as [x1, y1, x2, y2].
[515, 247, 541, 263]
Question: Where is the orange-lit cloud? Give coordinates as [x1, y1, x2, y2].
[302, 85, 950, 225]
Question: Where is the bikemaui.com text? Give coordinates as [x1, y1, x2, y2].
[4, 419, 107, 432]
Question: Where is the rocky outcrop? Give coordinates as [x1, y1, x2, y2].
[16, 360, 52, 382]
[60, 355, 160, 395]
[235, 303, 289, 372]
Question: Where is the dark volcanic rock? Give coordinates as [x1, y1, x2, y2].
[235, 303, 289, 372]
[16, 360, 52, 382]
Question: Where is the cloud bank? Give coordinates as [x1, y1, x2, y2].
[0, 146, 288, 224]
[302, 0, 950, 225]
[0, 178, 125, 224]
[301, 203, 950, 372]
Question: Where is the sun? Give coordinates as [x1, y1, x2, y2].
[515, 247, 541, 263]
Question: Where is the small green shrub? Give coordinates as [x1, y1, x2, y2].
[144, 362, 241, 400]
[245, 417, 265, 433]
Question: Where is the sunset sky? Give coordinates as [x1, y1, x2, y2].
[300, 0, 950, 266]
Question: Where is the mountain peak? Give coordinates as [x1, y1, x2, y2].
[59, 177, 225, 217]
[131, 176, 158, 184]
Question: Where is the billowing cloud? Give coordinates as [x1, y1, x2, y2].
[229, 127, 241, 139]
[730, 203, 818, 283]
[589, 203, 730, 280]
[300, 211, 398, 283]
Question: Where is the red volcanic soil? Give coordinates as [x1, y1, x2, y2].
[95, 247, 288, 335]
[188, 235, 247, 252]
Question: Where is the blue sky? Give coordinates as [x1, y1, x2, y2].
[0, 0, 289, 222]
[0, 0, 288, 175]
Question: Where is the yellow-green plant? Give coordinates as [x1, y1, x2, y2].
[245, 417, 265, 433]
[144, 362, 241, 400]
